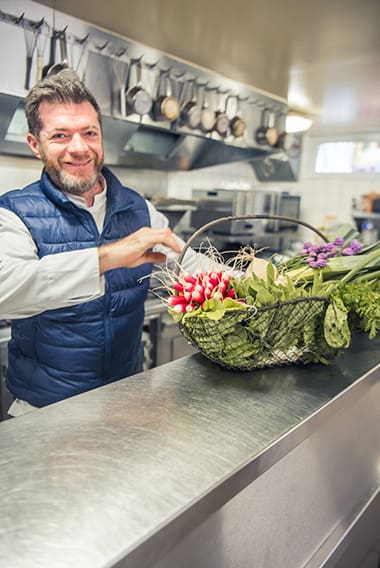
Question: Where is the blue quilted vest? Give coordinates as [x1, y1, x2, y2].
[0, 167, 152, 407]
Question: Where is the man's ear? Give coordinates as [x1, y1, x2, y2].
[26, 133, 42, 159]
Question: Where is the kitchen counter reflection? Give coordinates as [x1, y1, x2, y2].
[0, 334, 379, 567]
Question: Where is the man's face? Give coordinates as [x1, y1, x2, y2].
[27, 100, 104, 195]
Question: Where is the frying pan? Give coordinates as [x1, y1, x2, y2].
[229, 96, 247, 138]
[41, 29, 58, 78]
[273, 112, 289, 149]
[180, 78, 201, 129]
[255, 108, 279, 146]
[126, 59, 153, 116]
[199, 84, 216, 133]
[41, 27, 71, 79]
[46, 27, 70, 76]
[213, 89, 230, 137]
[152, 68, 180, 122]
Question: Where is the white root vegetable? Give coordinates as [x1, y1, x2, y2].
[245, 256, 278, 280]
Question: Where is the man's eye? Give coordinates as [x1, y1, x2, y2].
[52, 133, 66, 140]
[86, 131, 98, 137]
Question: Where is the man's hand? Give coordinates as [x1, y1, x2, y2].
[98, 226, 182, 274]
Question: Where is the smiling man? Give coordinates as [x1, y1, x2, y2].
[0, 73, 196, 417]
[28, 99, 104, 199]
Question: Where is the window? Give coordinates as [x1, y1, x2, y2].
[315, 141, 380, 174]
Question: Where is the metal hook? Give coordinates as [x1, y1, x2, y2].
[204, 82, 216, 92]
[116, 47, 127, 58]
[172, 69, 186, 80]
[75, 33, 89, 45]
[36, 17, 45, 29]
[15, 12, 25, 24]
[256, 100, 267, 109]
[26, 17, 45, 30]
[144, 60, 159, 69]
[95, 40, 109, 52]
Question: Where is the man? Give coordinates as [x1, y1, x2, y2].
[0, 74, 198, 417]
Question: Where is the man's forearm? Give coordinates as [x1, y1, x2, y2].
[0, 248, 102, 319]
[98, 226, 181, 274]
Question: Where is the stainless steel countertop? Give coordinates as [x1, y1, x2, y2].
[0, 334, 379, 568]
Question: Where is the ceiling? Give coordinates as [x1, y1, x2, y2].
[35, 0, 380, 136]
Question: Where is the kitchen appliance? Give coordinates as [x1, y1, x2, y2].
[190, 189, 301, 236]
[361, 193, 380, 213]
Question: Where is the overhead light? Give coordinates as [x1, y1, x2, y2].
[285, 111, 313, 133]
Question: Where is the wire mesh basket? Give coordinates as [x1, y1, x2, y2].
[173, 214, 339, 371]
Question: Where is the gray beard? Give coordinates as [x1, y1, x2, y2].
[55, 168, 100, 195]
[38, 145, 103, 195]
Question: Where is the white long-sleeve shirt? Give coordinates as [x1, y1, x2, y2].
[0, 181, 199, 320]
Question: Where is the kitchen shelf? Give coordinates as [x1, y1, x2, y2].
[352, 211, 380, 220]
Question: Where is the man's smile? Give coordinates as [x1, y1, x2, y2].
[64, 158, 93, 167]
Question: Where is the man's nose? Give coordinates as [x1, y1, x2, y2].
[67, 133, 88, 152]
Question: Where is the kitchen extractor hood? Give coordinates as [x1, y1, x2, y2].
[100, 115, 273, 170]
[0, 91, 281, 171]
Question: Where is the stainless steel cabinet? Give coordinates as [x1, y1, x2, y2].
[156, 313, 197, 366]
[0, 325, 12, 420]
[143, 299, 197, 369]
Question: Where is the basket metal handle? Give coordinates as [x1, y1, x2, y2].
[177, 214, 329, 268]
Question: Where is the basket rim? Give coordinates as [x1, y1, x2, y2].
[178, 295, 330, 321]
[177, 295, 334, 371]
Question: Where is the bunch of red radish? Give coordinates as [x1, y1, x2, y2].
[168, 271, 237, 313]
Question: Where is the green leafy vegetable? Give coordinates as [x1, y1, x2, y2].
[166, 225, 380, 370]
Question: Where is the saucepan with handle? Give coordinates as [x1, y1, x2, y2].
[213, 88, 230, 138]
[229, 95, 247, 138]
[180, 77, 202, 129]
[255, 107, 279, 147]
[126, 58, 153, 117]
[199, 83, 216, 133]
[45, 27, 70, 77]
[151, 67, 180, 122]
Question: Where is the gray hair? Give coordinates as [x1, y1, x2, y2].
[24, 73, 102, 136]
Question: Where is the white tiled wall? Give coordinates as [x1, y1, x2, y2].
[0, 155, 41, 195]
[167, 161, 257, 199]
[297, 135, 380, 235]
[0, 155, 169, 199]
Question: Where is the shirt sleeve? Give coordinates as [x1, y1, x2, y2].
[146, 199, 213, 275]
[0, 207, 103, 319]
